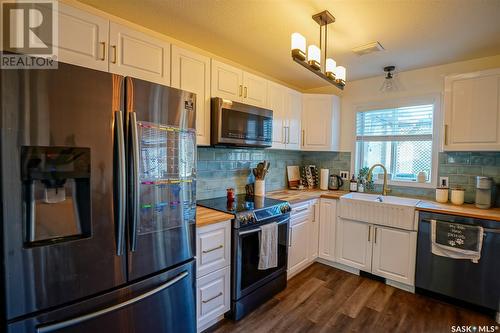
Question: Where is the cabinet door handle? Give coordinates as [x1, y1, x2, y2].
[368, 225, 371, 242]
[282, 126, 286, 144]
[287, 127, 291, 144]
[444, 124, 449, 146]
[111, 45, 117, 64]
[202, 292, 223, 304]
[244, 86, 247, 98]
[99, 42, 106, 61]
[312, 205, 316, 222]
[239, 85, 243, 97]
[374, 227, 377, 244]
[301, 130, 305, 146]
[202, 244, 223, 253]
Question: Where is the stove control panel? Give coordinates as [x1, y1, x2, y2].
[234, 202, 290, 228]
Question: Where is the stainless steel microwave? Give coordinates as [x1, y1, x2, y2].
[211, 97, 273, 147]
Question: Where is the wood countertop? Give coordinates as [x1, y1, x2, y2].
[196, 206, 233, 227]
[416, 201, 500, 222]
[266, 189, 349, 204]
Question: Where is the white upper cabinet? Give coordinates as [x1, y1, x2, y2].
[54, 3, 109, 71]
[371, 226, 416, 286]
[109, 22, 170, 85]
[286, 89, 302, 150]
[444, 68, 500, 151]
[211, 60, 243, 101]
[211, 60, 268, 107]
[171, 46, 211, 145]
[268, 83, 287, 149]
[242, 72, 268, 108]
[302, 94, 340, 151]
[268, 83, 302, 150]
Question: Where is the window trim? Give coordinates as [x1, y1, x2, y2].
[352, 94, 441, 189]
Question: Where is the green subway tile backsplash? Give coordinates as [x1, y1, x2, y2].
[196, 148, 500, 204]
[438, 151, 500, 204]
[196, 147, 351, 199]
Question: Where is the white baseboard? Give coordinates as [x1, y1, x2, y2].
[198, 314, 225, 333]
[314, 258, 360, 275]
[386, 279, 415, 293]
[314, 258, 415, 293]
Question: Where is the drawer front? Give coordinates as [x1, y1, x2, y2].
[196, 220, 231, 277]
[197, 266, 230, 331]
[290, 201, 311, 223]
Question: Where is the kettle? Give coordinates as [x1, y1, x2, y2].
[328, 174, 344, 190]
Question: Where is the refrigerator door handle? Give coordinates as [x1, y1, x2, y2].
[36, 271, 189, 333]
[129, 111, 140, 252]
[115, 111, 126, 256]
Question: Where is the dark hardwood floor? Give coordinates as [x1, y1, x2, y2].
[209, 263, 497, 333]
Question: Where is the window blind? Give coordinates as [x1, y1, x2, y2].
[356, 104, 433, 142]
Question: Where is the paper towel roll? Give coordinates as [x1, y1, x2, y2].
[320, 169, 329, 190]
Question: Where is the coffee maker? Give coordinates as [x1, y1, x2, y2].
[475, 176, 492, 209]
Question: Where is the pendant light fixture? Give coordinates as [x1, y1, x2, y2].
[290, 10, 346, 90]
[380, 65, 399, 92]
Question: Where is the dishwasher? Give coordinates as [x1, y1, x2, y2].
[416, 211, 500, 321]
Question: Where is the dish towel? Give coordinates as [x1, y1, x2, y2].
[431, 219, 484, 263]
[258, 222, 278, 270]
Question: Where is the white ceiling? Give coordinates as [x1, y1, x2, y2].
[77, 0, 500, 90]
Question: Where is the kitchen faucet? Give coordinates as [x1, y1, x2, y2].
[367, 164, 390, 196]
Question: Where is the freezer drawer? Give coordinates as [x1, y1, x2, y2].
[7, 260, 196, 333]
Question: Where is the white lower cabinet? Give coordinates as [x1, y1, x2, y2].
[288, 214, 310, 277]
[318, 199, 337, 261]
[197, 266, 230, 331]
[308, 200, 320, 260]
[287, 200, 320, 279]
[335, 218, 417, 286]
[335, 218, 372, 271]
[196, 220, 231, 332]
[371, 226, 417, 285]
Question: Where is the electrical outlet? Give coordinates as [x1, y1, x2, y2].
[439, 176, 449, 187]
[340, 171, 350, 181]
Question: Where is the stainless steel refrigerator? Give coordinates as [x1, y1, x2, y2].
[0, 62, 197, 332]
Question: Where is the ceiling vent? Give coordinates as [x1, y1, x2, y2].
[352, 42, 384, 56]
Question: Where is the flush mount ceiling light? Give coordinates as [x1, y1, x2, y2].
[380, 65, 399, 92]
[291, 10, 346, 90]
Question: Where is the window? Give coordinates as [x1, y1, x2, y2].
[356, 104, 435, 185]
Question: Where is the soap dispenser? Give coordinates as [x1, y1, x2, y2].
[349, 175, 358, 192]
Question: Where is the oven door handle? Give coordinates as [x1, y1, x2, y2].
[238, 217, 289, 236]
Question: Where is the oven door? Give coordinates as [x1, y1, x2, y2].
[211, 97, 273, 147]
[232, 215, 289, 300]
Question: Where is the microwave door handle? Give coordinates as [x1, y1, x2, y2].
[114, 111, 126, 256]
[129, 111, 140, 252]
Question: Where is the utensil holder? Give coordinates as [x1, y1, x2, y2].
[255, 180, 265, 196]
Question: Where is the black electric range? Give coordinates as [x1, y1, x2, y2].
[197, 194, 291, 321]
[197, 194, 291, 228]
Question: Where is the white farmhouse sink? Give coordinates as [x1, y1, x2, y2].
[339, 193, 420, 230]
[342, 192, 420, 206]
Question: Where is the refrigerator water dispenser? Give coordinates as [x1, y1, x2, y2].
[21, 146, 91, 245]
